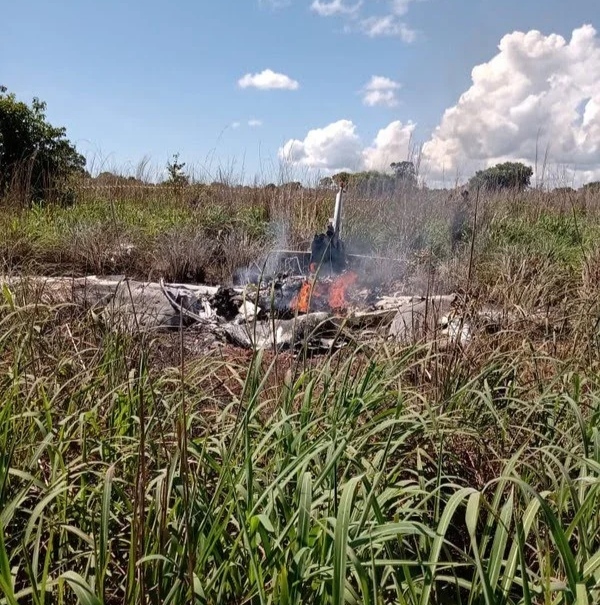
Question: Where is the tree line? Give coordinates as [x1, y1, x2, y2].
[2, 87, 598, 205]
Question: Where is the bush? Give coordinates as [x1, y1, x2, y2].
[581, 181, 600, 193]
[469, 161, 533, 191]
[0, 86, 86, 205]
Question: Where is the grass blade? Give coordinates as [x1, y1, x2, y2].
[62, 571, 102, 605]
[333, 475, 362, 605]
[298, 471, 312, 548]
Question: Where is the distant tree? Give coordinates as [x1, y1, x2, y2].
[0, 86, 86, 204]
[581, 181, 600, 193]
[95, 171, 133, 184]
[390, 161, 417, 187]
[332, 170, 400, 195]
[469, 162, 533, 191]
[355, 171, 394, 195]
[332, 172, 351, 188]
[319, 176, 335, 189]
[95, 171, 120, 182]
[165, 153, 189, 186]
[553, 186, 576, 195]
[284, 181, 303, 191]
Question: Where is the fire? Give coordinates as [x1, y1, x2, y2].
[290, 271, 358, 314]
[329, 271, 357, 311]
[291, 279, 314, 313]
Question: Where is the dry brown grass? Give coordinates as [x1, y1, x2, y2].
[1, 176, 599, 295]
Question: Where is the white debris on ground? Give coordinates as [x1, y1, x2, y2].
[0, 274, 549, 352]
[235, 300, 259, 324]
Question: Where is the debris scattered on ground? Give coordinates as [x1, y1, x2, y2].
[2, 274, 555, 352]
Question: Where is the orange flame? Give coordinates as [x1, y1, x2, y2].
[291, 280, 313, 313]
[291, 271, 358, 314]
[329, 271, 358, 311]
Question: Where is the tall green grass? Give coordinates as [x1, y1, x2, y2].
[0, 282, 598, 604]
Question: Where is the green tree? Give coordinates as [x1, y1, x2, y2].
[332, 172, 351, 188]
[331, 170, 396, 195]
[319, 176, 335, 189]
[0, 86, 86, 204]
[469, 161, 533, 191]
[165, 153, 189, 186]
[390, 161, 417, 187]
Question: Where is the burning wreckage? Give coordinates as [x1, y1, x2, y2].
[7, 187, 519, 351]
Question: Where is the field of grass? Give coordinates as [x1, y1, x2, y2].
[0, 180, 599, 604]
[0, 179, 477, 285]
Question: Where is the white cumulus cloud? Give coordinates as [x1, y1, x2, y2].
[279, 120, 363, 171]
[363, 120, 416, 171]
[248, 119, 263, 127]
[310, 0, 361, 17]
[279, 119, 415, 173]
[238, 69, 299, 90]
[362, 75, 401, 107]
[422, 24, 600, 183]
[278, 24, 600, 185]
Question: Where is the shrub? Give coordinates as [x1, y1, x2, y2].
[469, 161, 533, 191]
[0, 86, 86, 205]
[581, 181, 600, 193]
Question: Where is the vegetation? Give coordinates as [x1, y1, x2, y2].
[165, 153, 190, 187]
[0, 87, 85, 205]
[0, 300, 598, 605]
[0, 178, 598, 604]
[581, 181, 600, 193]
[390, 160, 417, 187]
[327, 161, 419, 195]
[469, 162, 533, 192]
[0, 91, 599, 605]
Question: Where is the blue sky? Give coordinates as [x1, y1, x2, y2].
[2, 0, 600, 184]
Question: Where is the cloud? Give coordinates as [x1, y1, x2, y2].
[422, 24, 600, 183]
[231, 121, 241, 129]
[238, 69, 299, 90]
[279, 119, 415, 173]
[248, 119, 263, 127]
[310, 0, 361, 17]
[311, 0, 420, 42]
[278, 24, 600, 184]
[363, 120, 416, 170]
[390, 0, 420, 16]
[359, 15, 417, 41]
[279, 120, 363, 171]
[362, 75, 401, 107]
